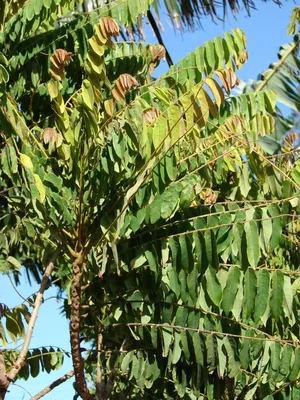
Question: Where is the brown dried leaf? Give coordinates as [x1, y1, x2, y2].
[50, 49, 73, 81]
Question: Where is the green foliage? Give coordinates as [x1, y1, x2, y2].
[0, 2, 299, 400]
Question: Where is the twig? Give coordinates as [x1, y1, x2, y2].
[6, 274, 34, 307]
[7, 249, 61, 383]
[12, 382, 32, 398]
[30, 370, 74, 400]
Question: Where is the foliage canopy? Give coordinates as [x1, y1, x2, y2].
[0, 2, 299, 400]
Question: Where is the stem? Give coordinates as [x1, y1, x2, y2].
[7, 249, 60, 383]
[70, 253, 93, 400]
[30, 370, 74, 400]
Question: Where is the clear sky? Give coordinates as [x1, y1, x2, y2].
[1, 2, 297, 399]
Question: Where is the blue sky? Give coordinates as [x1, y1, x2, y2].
[1, 2, 297, 399]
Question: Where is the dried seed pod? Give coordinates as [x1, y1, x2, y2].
[101, 16, 119, 37]
[41, 128, 58, 144]
[112, 74, 138, 103]
[50, 49, 73, 81]
[148, 44, 166, 75]
[239, 49, 248, 64]
[143, 108, 161, 125]
[150, 44, 166, 64]
[200, 189, 217, 205]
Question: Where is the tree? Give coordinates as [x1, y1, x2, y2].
[0, 1, 299, 399]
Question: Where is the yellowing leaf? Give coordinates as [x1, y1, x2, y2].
[33, 174, 46, 203]
[153, 116, 167, 150]
[104, 99, 115, 116]
[47, 80, 58, 100]
[88, 36, 105, 57]
[205, 78, 225, 107]
[82, 80, 95, 111]
[20, 153, 33, 170]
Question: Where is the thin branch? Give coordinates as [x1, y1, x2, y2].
[6, 274, 34, 307]
[30, 370, 74, 400]
[81, 299, 295, 346]
[11, 382, 32, 398]
[122, 213, 298, 253]
[109, 322, 300, 346]
[7, 248, 61, 382]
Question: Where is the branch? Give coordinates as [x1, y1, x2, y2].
[29, 370, 74, 400]
[7, 249, 61, 382]
[0, 351, 8, 400]
[95, 330, 103, 400]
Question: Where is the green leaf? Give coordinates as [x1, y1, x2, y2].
[153, 116, 167, 149]
[270, 270, 284, 320]
[7, 256, 21, 270]
[149, 196, 161, 224]
[269, 341, 281, 380]
[206, 335, 217, 372]
[165, 152, 177, 181]
[289, 348, 300, 380]
[192, 333, 204, 366]
[239, 163, 251, 197]
[205, 266, 222, 306]
[33, 174, 45, 203]
[278, 344, 293, 380]
[224, 336, 241, 377]
[179, 235, 190, 272]
[261, 207, 272, 252]
[44, 172, 63, 191]
[245, 220, 260, 268]
[180, 331, 190, 360]
[162, 325, 173, 357]
[121, 351, 133, 373]
[268, 205, 282, 252]
[243, 268, 257, 320]
[42, 349, 52, 374]
[25, 2, 35, 21]
[221, 266, 241, 316]
[29, 349, 41, 378]
[5, 313, 19, 343]
[204, 229, 219, 269]
[9, 145, 18, 174]
[254, 270, 270, 323]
